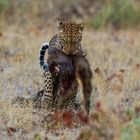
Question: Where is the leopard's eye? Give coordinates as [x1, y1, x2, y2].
[65, 41, 68, 45]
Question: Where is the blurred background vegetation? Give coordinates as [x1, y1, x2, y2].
[0, 0, 140, 29]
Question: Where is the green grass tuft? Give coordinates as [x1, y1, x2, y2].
[87, 0, 140, 29]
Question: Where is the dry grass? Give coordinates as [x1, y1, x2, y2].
[0, 22, 140, 139]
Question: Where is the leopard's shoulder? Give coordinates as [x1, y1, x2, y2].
[49, 34, 62, 50]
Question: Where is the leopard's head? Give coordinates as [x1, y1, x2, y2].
[57, 20, 84, 55]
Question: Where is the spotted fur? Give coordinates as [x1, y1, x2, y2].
[57, 21, 84, 55]
[39, 21, 92, 113]
[49, 21, 93, 114]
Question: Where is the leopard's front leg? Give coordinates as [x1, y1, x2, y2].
[41, 70, 54, 110]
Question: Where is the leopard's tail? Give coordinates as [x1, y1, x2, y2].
[39, 43, 49, 70]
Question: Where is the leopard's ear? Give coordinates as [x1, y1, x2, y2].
[79, 23, 84, 31]
[57, 20, 64, 33]
[57, 19, 63, 27]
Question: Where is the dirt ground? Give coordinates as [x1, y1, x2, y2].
[0, 24, 140, 139]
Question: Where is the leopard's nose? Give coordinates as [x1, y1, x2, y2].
[69, 49, 75, 55]
[66, 46, 72, 54]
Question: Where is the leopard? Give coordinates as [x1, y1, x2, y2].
[47, 20, 93, 114]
